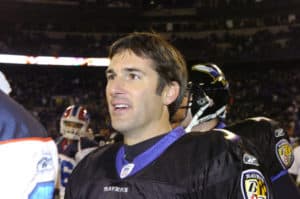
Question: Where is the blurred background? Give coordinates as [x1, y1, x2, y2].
[0, 0, 299, 139]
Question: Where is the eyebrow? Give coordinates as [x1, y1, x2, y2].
[125, 67, 143, 73]
[105, 67, 144, 75]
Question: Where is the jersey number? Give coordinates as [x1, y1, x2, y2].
[60, 159, 75, 187]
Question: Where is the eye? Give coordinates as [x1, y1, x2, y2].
[106, 73, 115, 81]
[128, 73, 141, 80]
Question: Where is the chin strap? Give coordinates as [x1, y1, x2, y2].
[185, 104, 226, 133]
[185, 96, 213, 133]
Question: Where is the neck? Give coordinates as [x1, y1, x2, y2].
[122, 105, 173, 145]
[192, 118, 219, 132]
[124, 120, 172, 146]
[123, 111, 172, 145]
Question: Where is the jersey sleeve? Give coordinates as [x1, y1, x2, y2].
[197, 130, 274, 199]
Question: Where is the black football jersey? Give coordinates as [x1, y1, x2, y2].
[226, 117, 300, 199]
[65, 127, 272, 199]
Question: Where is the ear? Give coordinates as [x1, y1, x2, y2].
[162, 81, 180, 105]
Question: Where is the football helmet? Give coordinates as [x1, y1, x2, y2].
[60, 105, 90, 140]
[185, 63, 231, 132]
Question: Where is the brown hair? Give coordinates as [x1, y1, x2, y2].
[109, 32, 188, 117]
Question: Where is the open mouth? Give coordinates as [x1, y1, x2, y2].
[114, 104, 129, 110]
[112, 103, 130, 113]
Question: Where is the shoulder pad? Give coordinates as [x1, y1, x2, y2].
[214, 128, 240, 142]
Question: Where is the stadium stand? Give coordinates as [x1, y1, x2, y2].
[0, 0, 299, 139]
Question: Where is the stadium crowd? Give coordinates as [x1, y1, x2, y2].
[0, 18, 300, 61]
[0, 0, 298, 142]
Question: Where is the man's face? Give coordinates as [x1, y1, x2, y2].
[106, 50, 165, 136]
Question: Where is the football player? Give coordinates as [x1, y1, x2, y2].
[56, 105, 98, 199]
[65, 32, 273, 199]
[0, 70, 58, 199]
[172, 63, 300, 198]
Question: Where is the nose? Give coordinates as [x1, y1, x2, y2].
[106, 77, 125, 97]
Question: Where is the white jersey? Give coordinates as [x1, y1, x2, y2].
[288, 145, 300, 186]
[0, 90, 59, 199]
[0, 137, 58, 199]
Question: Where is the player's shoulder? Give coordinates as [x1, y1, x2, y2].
[188, 128, 240, 144]
[227, 117, 294, 177]
[182, 129, 241, 158]
[229, 116, 278, 129]
[0, 91, 47, 140]
[227, 116, 284, 138]
[185, 130, 229, 145]
[184, 129, 265, 175]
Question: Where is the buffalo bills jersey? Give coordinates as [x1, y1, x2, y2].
[0, 90, 58, 199]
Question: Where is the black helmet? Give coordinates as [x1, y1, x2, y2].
[185, 63, 230, 131]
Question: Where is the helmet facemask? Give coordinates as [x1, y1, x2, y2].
[185, 83, 214, 132]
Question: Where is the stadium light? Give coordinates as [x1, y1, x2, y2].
[0, 54, 110, 67]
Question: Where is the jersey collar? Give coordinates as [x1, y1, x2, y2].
[116, 126, 185, 179]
